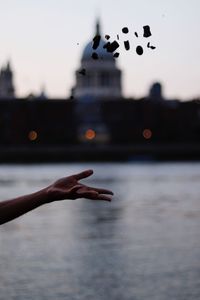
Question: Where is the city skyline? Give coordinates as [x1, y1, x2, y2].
[0, 0, 200, 100]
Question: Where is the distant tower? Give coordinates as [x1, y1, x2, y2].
[73, 20, 122, 100]
[38, 85, 48, 99]
[149, 82, 163, 101]
[0, 61, 15, 98]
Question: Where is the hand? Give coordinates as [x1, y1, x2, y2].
[46, 169, 113, 203]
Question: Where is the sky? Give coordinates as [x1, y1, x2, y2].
[0, 0, 200, 100]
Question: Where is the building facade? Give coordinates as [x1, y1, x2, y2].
[0, 61, 15, 98]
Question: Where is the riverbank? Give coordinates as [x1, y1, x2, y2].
[0, 143, 200, 162]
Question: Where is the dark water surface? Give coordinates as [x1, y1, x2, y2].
[0, 163, 200, 300]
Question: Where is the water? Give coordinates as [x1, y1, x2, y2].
[0, 163, 200, 300]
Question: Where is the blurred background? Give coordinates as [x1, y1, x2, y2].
[0, 1, 200, 299]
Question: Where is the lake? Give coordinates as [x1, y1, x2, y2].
[0, 162, 200, 300]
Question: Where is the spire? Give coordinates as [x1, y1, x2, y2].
[38, 84, 47, 99]
[6, 61, 11, 71]
[5, 60, 11, 72]
[95, 18, 101, 36]
[3, 60, 12, 73]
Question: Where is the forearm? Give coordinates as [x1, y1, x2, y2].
[0, 200, 13, 208]
[0, 188, 49, 225]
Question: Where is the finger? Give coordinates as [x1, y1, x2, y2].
[77, 190, 112, 202]
[77, 190, 99, 199]
[96, 194, 112, 202]
[87, 187, 114, 195]
[74, 169, 93, 180]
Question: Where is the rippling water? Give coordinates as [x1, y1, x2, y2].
[0, 163, 200, 300]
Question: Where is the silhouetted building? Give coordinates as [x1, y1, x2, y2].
[149, 82, 163, 101]
[73, 20, 122, 100]
[0, 61, 15, 98]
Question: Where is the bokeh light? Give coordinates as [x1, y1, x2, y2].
[85, 129, 96, 140]
[143, 128, 152, 140]
[28, 130, 38, 141]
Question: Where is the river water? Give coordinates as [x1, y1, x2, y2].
[0, 163, 200, 300]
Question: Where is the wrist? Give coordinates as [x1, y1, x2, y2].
[32, 187, 50, 204]
[43, 185, 57, 203]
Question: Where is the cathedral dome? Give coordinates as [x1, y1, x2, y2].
[73, 19, 122, 99]
[82, 39, 114, 61]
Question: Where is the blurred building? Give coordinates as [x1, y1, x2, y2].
[73, 19, 123, 143]
[73, 20, 122, 100]
[148, 82, 163, 101]
[0, 61, 15, 98]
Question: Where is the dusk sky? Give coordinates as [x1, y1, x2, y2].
[0, 0, 199, 100]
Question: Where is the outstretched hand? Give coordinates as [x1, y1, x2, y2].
[46, 169, 113, 202]
[0, 169, 113, 225]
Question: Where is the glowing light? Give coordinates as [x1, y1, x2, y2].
[28, 130, 38, 141]
[85, 129, 96, 140]
[143, 129, 152, 139]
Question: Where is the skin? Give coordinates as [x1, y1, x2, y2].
[0, 169, 113, 225]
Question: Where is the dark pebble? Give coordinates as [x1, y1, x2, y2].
[78, 68, 86, 76]
[124, 40, 130, 51]
[136, 45, 143, 55]
[91, 52, 99, 59]
[92, 35, 101, 50]
[122, 27, 129, 34]
[143, 25, 152, 38]
[113, 52, 119, 58]
[104, 41, 119, 53]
